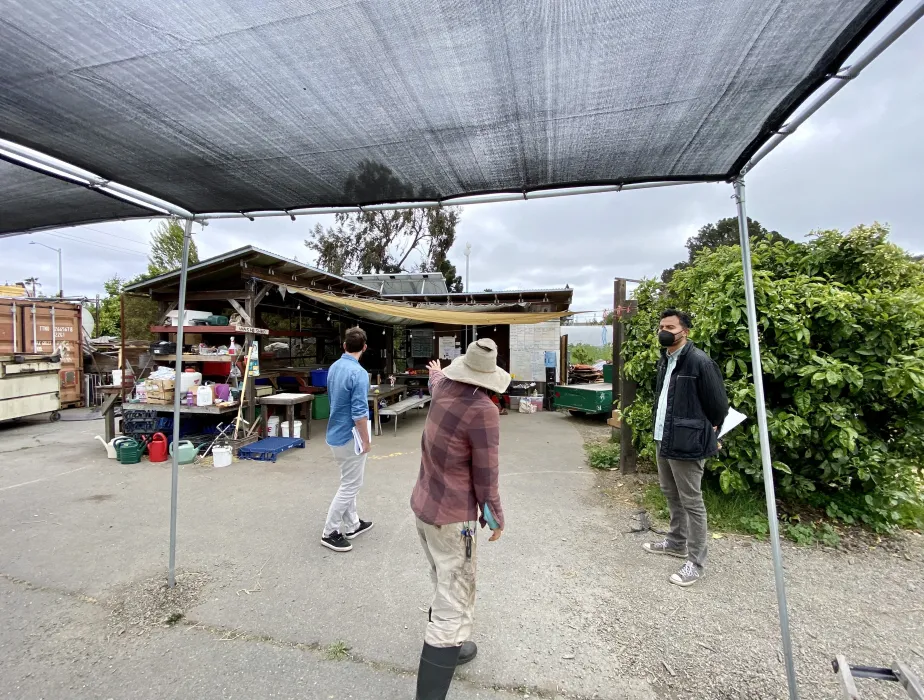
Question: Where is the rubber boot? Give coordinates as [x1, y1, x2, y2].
[415, 642, 461, 700]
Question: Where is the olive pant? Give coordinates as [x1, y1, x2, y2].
[656, 443, 708, 568]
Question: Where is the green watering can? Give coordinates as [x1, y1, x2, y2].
[113, 437, 142, 465]
[169, 440, 197, 465]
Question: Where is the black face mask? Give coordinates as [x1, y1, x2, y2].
[658, 330, 681, 347]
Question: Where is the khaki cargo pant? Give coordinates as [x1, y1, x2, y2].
[416, 518, 477, 648]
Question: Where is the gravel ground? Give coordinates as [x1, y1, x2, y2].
[572, 418, 924, 700]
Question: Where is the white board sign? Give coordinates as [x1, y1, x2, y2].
[509, 320, 561, 381]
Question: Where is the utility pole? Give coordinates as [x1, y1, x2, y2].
[464, 243, 472, 345]
[29, 241, 63, 297]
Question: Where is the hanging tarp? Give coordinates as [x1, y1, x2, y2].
[292, 288, 571, 326]
[0, 0, 903, 234]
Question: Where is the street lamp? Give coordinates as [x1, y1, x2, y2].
[29, 241, 63, 298]
[463, 243, 474, 343]
[464, 242, 471, 292]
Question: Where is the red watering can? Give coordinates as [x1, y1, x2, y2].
[148, 433, 168, 463]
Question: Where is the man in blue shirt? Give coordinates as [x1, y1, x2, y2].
[322, 326, 373, 552]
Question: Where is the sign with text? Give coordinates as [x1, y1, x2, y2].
[234, 325, 269, 336]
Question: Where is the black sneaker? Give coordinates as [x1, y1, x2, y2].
[321, 532, 352, 552]
[346, 519, 374, 540]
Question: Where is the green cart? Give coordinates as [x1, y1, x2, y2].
[552, 383, 613, 416]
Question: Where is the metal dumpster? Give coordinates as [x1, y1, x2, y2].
[0, 354, 62, 422]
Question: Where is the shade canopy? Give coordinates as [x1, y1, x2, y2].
[293, 288, 572, 326]
[0, 0, 902, 234]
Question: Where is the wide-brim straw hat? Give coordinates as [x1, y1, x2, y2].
[442, 338, 511, 394]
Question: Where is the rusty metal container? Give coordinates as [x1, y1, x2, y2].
[0, 299, 24, 356]
[2, 301, 85, 407]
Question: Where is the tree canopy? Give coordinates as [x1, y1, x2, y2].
[306, 160, 463, 291]
[624, 223, 924, 531]
[661, 217, 784, 283]
[147, 220, 199, 277]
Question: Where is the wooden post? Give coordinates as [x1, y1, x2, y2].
[613, 278, 638, 474]
[119, 292, 126, 404]
[245, 289, 256, 430]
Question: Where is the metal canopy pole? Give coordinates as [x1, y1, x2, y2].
[733, 177, 798, 700]
[168, 217, 194, 589]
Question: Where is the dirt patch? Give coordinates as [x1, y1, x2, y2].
[79, 494, 113, 502]
[108, 571, 211, 630]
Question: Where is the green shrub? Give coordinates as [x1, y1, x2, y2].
[624, 224, 924, 532]
[570, 342, 612, 365]
[585, 440, 620, 470]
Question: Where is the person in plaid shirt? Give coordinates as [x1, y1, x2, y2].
[411, 338, 509, 700]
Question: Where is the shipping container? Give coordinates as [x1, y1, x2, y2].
[1, 300, 84, 407]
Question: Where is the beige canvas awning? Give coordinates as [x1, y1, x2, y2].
[291, 288, 571, 326]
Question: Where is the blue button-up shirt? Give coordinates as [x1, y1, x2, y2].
[325, 354, 369, 447]
[654, 348, 680, 442]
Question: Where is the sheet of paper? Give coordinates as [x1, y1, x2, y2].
[438, 335, 457, 359]
[352, 421, 372, 455]
[718, 408, 747, 438]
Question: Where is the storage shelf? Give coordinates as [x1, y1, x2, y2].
[151, 325, 238, 334]
[154, 354, 242, 362]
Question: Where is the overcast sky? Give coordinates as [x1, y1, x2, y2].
[2, 16, 922, 318]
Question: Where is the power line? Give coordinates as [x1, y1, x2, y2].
[51, 227, 150, 254]
[43, 231, 148, 257]
[79, 224, 151, 244]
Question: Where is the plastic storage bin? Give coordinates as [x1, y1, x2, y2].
[310, 369, 329, 387]
[312, 393, 330, 420]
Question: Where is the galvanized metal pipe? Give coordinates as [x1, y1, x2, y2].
[733, 177, 798, 700]
[168, 217, 194, 589]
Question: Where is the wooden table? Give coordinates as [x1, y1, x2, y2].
[368, 385, 407, 436]
[98, 385, 122, 442]
[139, 402, 242, 415]
[259, 393, 314, 440]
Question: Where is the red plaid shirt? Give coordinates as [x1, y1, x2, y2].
[410, 369, 505, 530]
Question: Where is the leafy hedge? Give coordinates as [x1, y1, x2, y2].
[623, 224, 924, 531]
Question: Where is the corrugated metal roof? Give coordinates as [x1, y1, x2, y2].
[346, 273, 449, 295]
[123, 245, 376, 296]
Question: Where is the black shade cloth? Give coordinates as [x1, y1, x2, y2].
[0, 0, 902, 234]
[0, 159, 154, 234]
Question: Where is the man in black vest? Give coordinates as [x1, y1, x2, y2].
[643, 309, 728, 587]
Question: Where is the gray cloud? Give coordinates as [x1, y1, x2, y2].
[2, 18, 922, 314]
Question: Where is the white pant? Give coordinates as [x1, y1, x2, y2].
[323, 443, 367, 537]
[417, 518, 477, 647]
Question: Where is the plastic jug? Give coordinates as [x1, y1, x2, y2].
[169, 440, 197, 465]
[148, 433, 168, 463]
[196, 385, 214, 406]
[179, 370, 202, 393]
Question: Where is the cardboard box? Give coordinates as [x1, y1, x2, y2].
[143, 396, 174, 405]
[149, 378, 175, 391]
[607, 409, 622, 428]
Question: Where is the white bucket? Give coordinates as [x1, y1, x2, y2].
[112, 369, 134, 387]
[267, 416, 280, 437]
[212, 445, 232, 468]
[281, 420, 302, 438]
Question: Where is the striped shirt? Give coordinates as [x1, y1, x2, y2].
[410, 369, 505, 530]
